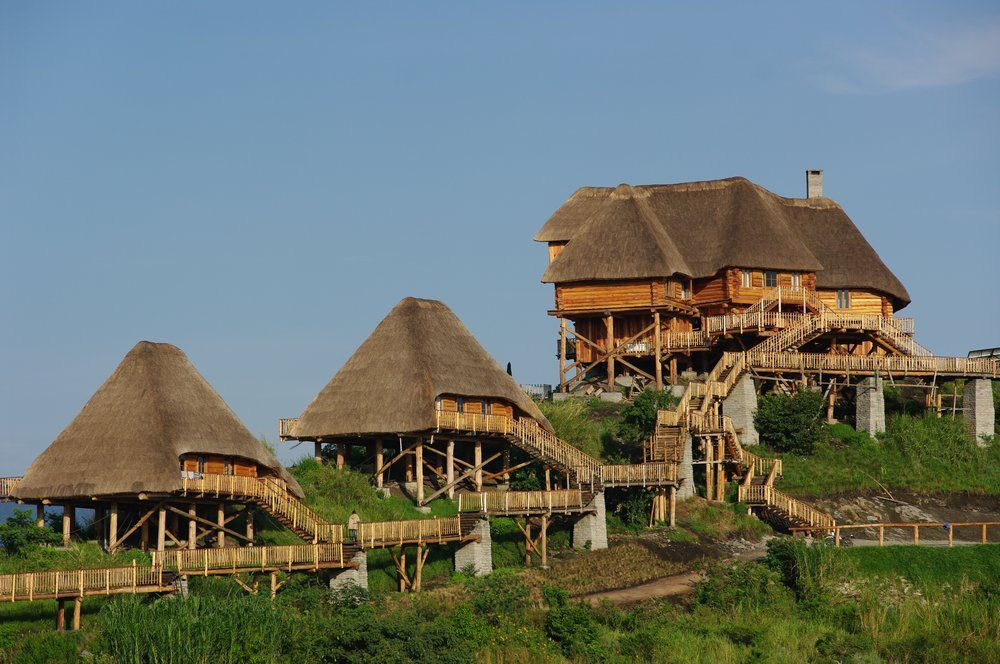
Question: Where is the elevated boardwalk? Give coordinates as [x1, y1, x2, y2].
[457, 489, 595, 516]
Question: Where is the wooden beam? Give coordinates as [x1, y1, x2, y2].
[420, 451, 502, 505]
[482, 459, 533, 483]
[474, 441, 483, 491]
[654, 311, 662, 390]
[164, 504, 253, 544]
[415, 438, 424, 503]
[108, 503, 118, 551]
[606, 314, 615, 390]
[375, 440, 384, 488]
[446, 440, 455, 499]
[157, 507, 166, 552]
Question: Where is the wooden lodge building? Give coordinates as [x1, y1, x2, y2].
[536, 172, 916, 392]
[11, 341, 305, 552]
[280, 297, 562, 503]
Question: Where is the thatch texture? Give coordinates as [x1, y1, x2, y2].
[13, 341, 303, 500]
[536, 177, 909, 307]
[292, 297, 553, 438]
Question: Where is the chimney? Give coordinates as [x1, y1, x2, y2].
[806, 169, 823, 198]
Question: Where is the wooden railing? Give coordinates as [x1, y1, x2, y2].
[356, 516, 464, 547]
[0, 476, 22, 498]
[436, 410, 603, 484]
[181, 473, 343, 543]
[738, 485, 836, 529]
[660, 330, 712, 350]
[278, 418, 299, 439]
[790, 521, 1000, 547]
[0, 561, 167, 602]
[458, 490, 585, 513]
[746, 351, 1000, 378]
[601, 462, 675, 486]
[151, 542, 346, 573]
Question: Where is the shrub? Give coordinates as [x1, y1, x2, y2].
[617, 389, 677, 448]
[0, 509, 61, 555]
[754, 390, 826, 454]
[468, 569, 529, 625]
[546, 602, 603, 658]
[695, 560, 790, 611]
[764, 538, 852, 608]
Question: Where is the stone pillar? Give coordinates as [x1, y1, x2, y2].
[723, 373, 758, 446]
[454, 518, 492, 577]
[856, 376, 886, 435]
[676, 434, 696, 500]
[964, 378, 996, 445]
[330, 550, 368, 592]
[572, 491, 608, 550]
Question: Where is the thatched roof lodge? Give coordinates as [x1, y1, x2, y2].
[291, 297, 551, 439]
[14, 340, 302, 502]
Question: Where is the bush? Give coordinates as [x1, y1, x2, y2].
[0, 510, 61, 556]
[467, 569, 529, 626]
[546, 602, 604, 658]
[617, 389, 677, 448]
[754, 390, 826, 454]
[695, 560, 790, 611]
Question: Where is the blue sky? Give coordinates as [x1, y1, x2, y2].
[2, 2, 998, 472]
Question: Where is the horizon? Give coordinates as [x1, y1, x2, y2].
[2, 2, 998, 474]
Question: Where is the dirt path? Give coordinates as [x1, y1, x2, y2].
[580, 570, 705, 605]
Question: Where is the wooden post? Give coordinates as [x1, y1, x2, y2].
[948, 524, 954, 547]
[375, 440, 384, 488]
[62, 506, 74, 546]
[474, 441, 483, 491]
[446, 440, 455, 499]
[72, 597, 81, 631]
[399, 550, 407, 592]
[314, 441, 323, 463]
[405, 443, 415, 483]
[540, 515, 548, 569]
[502, 448, 511, 484]
[605, 314, 615, 391]
[826, 381, 836, 423]
[524, 521, 532, 565]
[188, 504, 197, 550]
[705, 440, 714, 500]
[669, 357, 678, 386]
[545, 467, 551, 491]
[982, 524, 987, 544]
[157, 507, 166, 552]
[716, 439, 726, 501]
[414, 544, 424, 591]
[559, 318, 568, 392]
[878, 526, 884, 546]
[270, 571, 278, 600]
[109, 503, 119, 550]
[141, 517, 150, 551]
[36, 504, 44, 529]
[94, 505, 105, 546]
[216, 504, 226, 548]
[913, 525, 919, 545]
[336, 443, 346, 470]
[245, 508, 255, 542]
[669, 485, 677, 528]
[415, 438, 424, 503]
[56, 599, 66, 631]
[654, 311, 663, 390]
[834, 528, 841, 547]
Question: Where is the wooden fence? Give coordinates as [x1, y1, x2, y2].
[151, 542, 346, 573]
[356, 516, 464, 548]
[458, 490, 585, 514]
[0, 477, 21, 499]
[0, 561, 167, 602]
[738, 484, 836, 529]
[790, 521, 1000, 547]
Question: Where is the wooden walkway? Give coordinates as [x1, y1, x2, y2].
[457, 489, 595, 516]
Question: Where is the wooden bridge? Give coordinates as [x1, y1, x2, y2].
[457, 489, 595, 516]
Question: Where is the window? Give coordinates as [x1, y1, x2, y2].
[740, 270, 752, 288]
[764, 271, 778, 288]
[790, 274, 801, 289]
[837, 289, 851, 309]
[680, 282, 691, 299]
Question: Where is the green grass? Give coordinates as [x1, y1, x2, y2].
[843, 543, 1000, 589]
[537, 398, 618, 461]
[777, 414, 1000, 497]
[0, 541, 149, 574]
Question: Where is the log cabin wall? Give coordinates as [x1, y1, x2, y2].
[725, 269, 817, 309]
[815, 289, 891, 315]
[570, 314, 692, 363]
[180, 454, 259, 478]
[548, 242, 567, 263]
[436, 395, 516, 418]
[554, 279, 687, 313]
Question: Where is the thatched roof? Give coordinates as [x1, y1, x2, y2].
[13, 341, 303, 500]
[292, 297, 554, 438]
[536, 178, 910, 308]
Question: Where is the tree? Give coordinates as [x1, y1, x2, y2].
[754, 390, 826, 454]
[0, 509, 61, 555]
[617, 389, 677, 448]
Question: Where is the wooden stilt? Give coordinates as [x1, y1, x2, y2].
[669, 357, 678, 385]
[314, 441, 323, 463]
[716, 439, 726, 501]
[540, 515, 548, 568]
[217, 504, 226, 548]
[270, 571, 278, 600]
[559, 318, 568, 392]
[474, 441, 483, 491]
[94, 505, 105, 547]
[502, 448, 511, 484]
[188, 504, 197, 550]
[669, 485, 677, 528]
[245, 508, 255, 542]
[109, 503, 118, 550]
[654, 311, 663, 390]
[56, 599, 66, 631]
[545, 467, 551, 491]
[62, 506, 74, 546]
[336, 443, 346, 469]
[705, 440, 714, 500]
[399, 550, 407, 592]
[606, 314, 615, 391]
[446, 440, 455, 499]
[36, 504, 44, 529]
[524, 521, 532, 565]
[405, 444, 415, 483]
[375, 440, 384, 488]
[415, 438, 424, 503]
[157, 507, 166, 552]
[141, 518, 149, 551]
[72, 597, 81, 631]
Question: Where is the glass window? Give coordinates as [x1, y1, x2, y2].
[764, 271, 778, 287]
[791, 274, 801, 288]
[837, 290, 851, 309]
[740, 270, 752, 288]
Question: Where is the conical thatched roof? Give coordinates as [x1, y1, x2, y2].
[13, 341, 303, 500]
[292, 298, 553, 438]
[536, 177, 909, 308]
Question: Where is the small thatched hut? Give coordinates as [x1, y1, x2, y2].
[14, 341, 301, 550]
[284, 297, 551, 500]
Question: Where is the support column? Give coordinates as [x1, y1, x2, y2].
[330, 550, 369, 591]
[156, 507, 166, 552]
[705, 437, 715, 500]
[572, 491, 607, 550]
[314, 441, 323, 463]
[336, 443, 346, 470]
[216, 504, 226, 548]
[36, 504, 44, 529]
[188, 504, 197, 550]
[108, 503, 118, 550]
[56, 600, 66, 631]
[62, 506, 74, 546]
[540, 515, 548, 569]
[245, 508, 255, 542]
[856, 376, 886, 435]
[454, 518, 492, 577]
[501, 448, 511, 487]
[826, 380, 837, 423]
[415, 438, 424, 503]
[559, 318, 568, 393]
[375, 440, 384, 488]
[474, 440, 483, 491]
[141, 518, 150, 551]
[72, 597, 81, 631]
[716, 439, 726, 502]
[446, 440, 455, 499]
[964, 378, 996, 445]
[654, 311, 663, 390]
[723, 373, 759, 446]
[676, 434, 696, 500]
[605, 314, 615, 391]
[669, 485, 677, 527]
